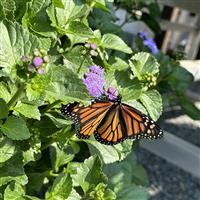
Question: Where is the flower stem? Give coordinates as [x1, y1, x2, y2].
[7, 83, 26, 109]
[77, 57, 86, 74]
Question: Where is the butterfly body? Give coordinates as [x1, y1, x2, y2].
[61, 96, 163, 145]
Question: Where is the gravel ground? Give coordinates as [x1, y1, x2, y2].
[137, 148, 200, 200]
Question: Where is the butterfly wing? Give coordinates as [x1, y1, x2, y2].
[121, 103, 163, 140]
[61, 101, 113, 139]
[94, 103, 163, 145]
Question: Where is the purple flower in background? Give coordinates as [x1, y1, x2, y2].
[138, 31, 148, 40]
[83, 66, 106, 97]
[138, 31, 159, 55]
[33, 57, 43, 67]
[107, 86, 117, 100]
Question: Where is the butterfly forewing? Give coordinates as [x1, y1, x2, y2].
[61, 101, 113, 139]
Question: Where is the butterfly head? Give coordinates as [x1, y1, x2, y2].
[111, 94, 122, 104]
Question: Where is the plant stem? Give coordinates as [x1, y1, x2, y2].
[7, 83, 26, 109]
[49, 170, 59, 177]
[41, 100, 62, 114]
[77, 57, 86, 74]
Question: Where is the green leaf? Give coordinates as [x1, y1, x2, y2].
[87, 140, 133, 164]
[0, 136, 15, 163]
[46, 174, 72, 200]
[47, 0, 88, 33]
[140, 89, 162, 120]
[50, 143, 74, 172]
[104, 152, 149, 200]
[0, 21, 41, 78]
[115, 184, 149, 200]
[111, 57, 129, 71]
[26, 172, 47, 195]
[89, 183, 116, 200]
[13, 102, 41, 120]
[46, 66, 89, 102]
[0, 82, 12, 103]
[0, 0, 16, 21]
[45, 113, 72, 128]
[101, 33, 132, 54]
[23, 132, 41, 164]
[0, 99, 8, 119]
[14, 0, 30, 22]
[129, 52, 159, 79]
[1, 116, 31, 140]
[35, 116, 59, 137]
[94, 0, 110, 12]
[63, 46, 93, 76]
[22, 0, 55, 37]
[168, 66, 194, 93]
[70, 155, 106, 193]
[4, 181, 25, 200]
[0, 151, 28, 187]
[0, 2, 6, 21]
[114, 70, 142, 100]
[179, 95, 200, 120]
[26, 71, 52, 101]
[67, 21, 94, 37]
[67, 189, 81, 200]
[52, 0, 64, 8]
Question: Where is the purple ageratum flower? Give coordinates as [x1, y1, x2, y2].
[107, 86, 118, 100]
[83, 66, 106, 97]
[138, 31, 158, 55]
[33, 57, 43, 67]
[89, 65, 104, 76]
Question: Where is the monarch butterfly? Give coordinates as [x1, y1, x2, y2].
[61, 95, 163, 145]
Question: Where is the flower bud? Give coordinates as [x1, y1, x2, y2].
[43, 55, 50, 63]
[38, 68, 45, 75]
[28, 65, 35, 73]
[21, 55, 29, 63]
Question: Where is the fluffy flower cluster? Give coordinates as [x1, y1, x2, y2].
[21, 48, 50, 75]
[138, 31, 158, 55]
[83, 66, 117, 100]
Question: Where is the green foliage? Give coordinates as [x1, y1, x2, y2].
[1, 116, 31, 140]
[0, 0, 195, 199]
